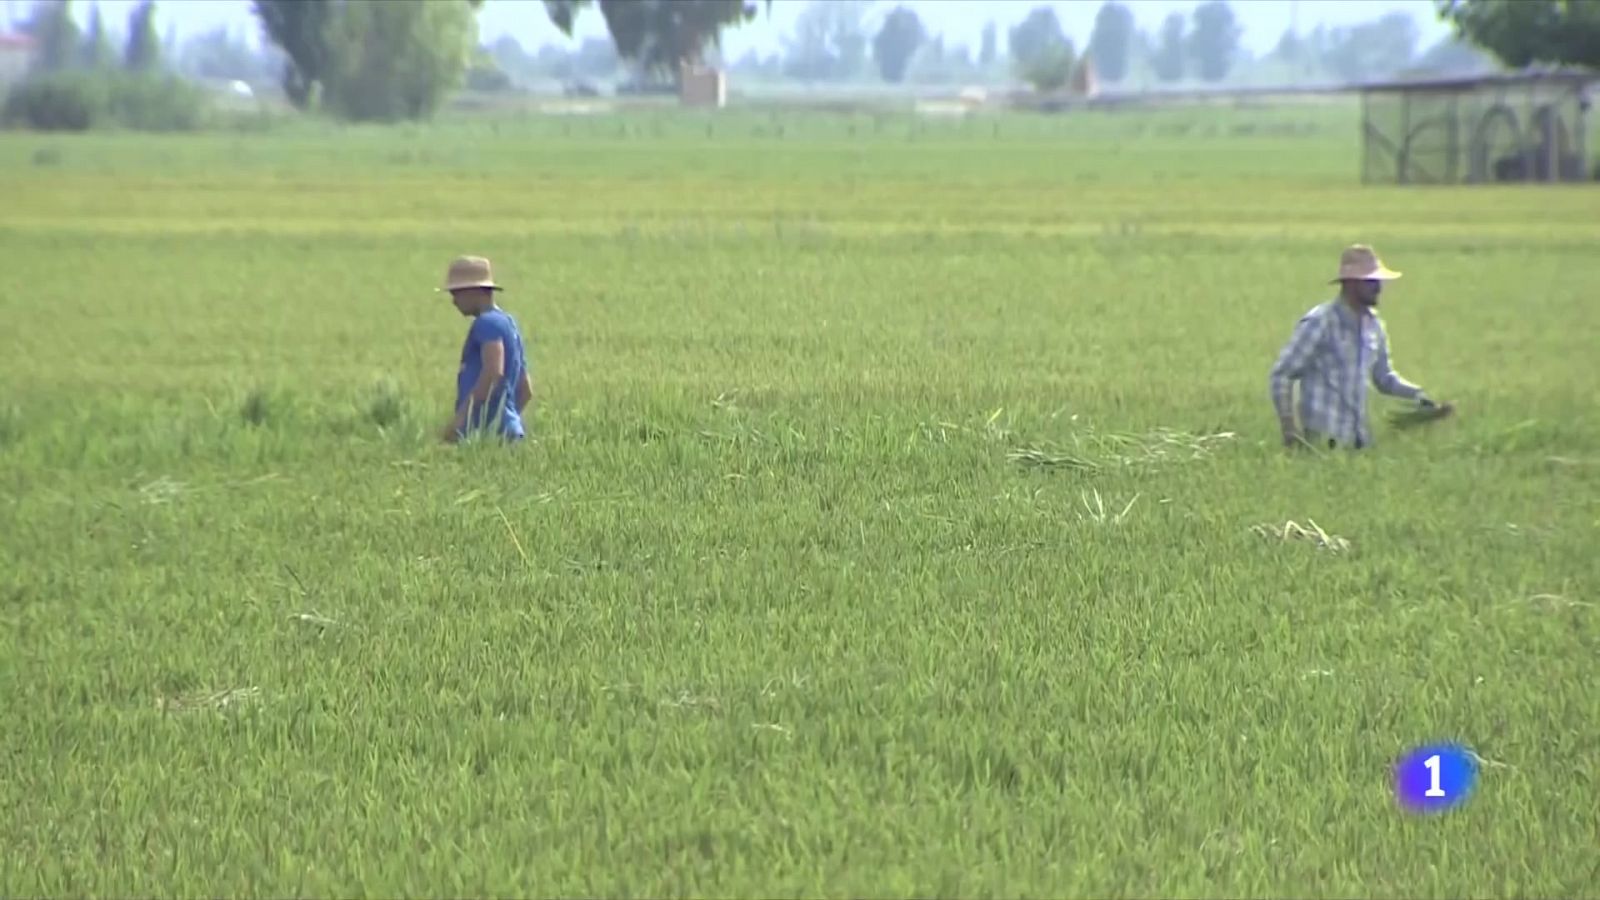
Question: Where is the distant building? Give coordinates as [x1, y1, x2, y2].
[1070, 54, 1099, 99]
[1357, 69, 1597, 184]
[679, 61, 726, 109]
[0, 32, 35, 84]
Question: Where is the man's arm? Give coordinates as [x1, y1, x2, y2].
[444, 339, 506, 440]
[1370, 324, 1427, 401]
[515, 369, 533, 414]
[1268, 313, 1324, 440]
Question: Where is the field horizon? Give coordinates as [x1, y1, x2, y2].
[2, 102, 1598, 897]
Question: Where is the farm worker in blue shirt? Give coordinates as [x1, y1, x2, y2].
[437, 255, 532, 443]
[1269, 245, 1449, 450]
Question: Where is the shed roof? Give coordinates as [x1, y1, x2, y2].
[1355, 68, 1598, 94]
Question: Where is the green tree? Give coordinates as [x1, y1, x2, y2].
[179, 25, 275, 83]
[1271, 27, 1320, 80]
[1272, 28, 1301, 63]
[1436, 0, 1600, 70]
[252, 0, 335, 108]
[1009, 5, 1075, 91]
[124, 0, 161, 72]
[1022, 41, 1075, 91]
[1272, 27, 1301, 66]
[1087, 1, 1134, 82]
[1186, 0, 1240, 82]
[1008, 6, 1064, 70]
[1151, 11, 1185, 83]
[252, 0, 485, 115]
[1412, 33, 1499, 75]
[872, 5, 924, 83]
[1321, 12, 1420, 82]
[464, 44, 512, 92]
[782, 0, 869, 82]
[321, 0, 478, 121]
[543, 0, 765, 81]
[905, 32, 980, 85]
[24, 0, 79, 73]
[79, 2, 113, 68]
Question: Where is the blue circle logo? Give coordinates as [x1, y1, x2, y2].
[1394, 743, 1478, 813]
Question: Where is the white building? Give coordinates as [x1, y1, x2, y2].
[0, 32, 35, 84]
[679, 62, 726, 109]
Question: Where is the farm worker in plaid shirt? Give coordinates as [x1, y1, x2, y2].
[1269, 245, 1444, 450]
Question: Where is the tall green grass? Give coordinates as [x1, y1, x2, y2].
[1, 104, 1598, 897]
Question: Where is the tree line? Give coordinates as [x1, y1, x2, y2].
[3, 0, 209, 131]
[15, 0, 167, 75]
[735, 0, 1596, 90]
[5, 0, 1598, 127]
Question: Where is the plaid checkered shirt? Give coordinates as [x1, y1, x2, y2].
[1269, 299, 1426, 447]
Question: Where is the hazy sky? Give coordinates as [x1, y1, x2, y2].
[9, 0, 1455, 58]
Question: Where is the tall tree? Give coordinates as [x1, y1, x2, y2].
[79, 2, 112, 68]
[1272, 27, 1302, 64]
[1087, 1, 1134, 82]
[543, 0, 765, 80]
[570, 36, 619, 77]
[1413, 33, 1499, 75]
[321, 0, 477, 121]
[124, 0, 160, 72]
[872, 5, 924, 84]
[906, 32, 981, 84]
[180, 25, 276, 82]
[1009, 7, 1074, 91]
[252, 0, 333, 108]
[1303, 24, 1332, 71]
[1321, 12, 1420, 82]
[1186, 0, 1240, 82]
[1008, 6, 1065, 70]
[24, 0, 79, 73]
[782, 0, 869, 82]
[1271, 27, 1317, 81]
[1436, 0, 1600, 70]
[253, 0, 484, 116]
[1151, 11, 1185, 82]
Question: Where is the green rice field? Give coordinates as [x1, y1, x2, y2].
[2, 103, 1598, 897]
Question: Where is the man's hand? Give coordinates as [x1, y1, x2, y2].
[1416, 394, 1454, 417]
[515, 370, 533, 414]
[1280, 419, 1301, 449]
[442, 411, 467, 443]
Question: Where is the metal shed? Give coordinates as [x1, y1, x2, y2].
[1358, 69, 1597, 185]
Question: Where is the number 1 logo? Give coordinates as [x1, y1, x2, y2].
[1396, 744, 1478, 813]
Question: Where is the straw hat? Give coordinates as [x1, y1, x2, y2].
[439, 255, 502, 293]
[1330, 244, 1401, 284]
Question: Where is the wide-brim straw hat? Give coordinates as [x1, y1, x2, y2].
[1329, 244, 1401, 284]
[438, 255, 503, 293]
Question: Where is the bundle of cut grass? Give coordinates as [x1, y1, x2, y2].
[1007, 446, 1099, 471]
[1250, 519, 1351, 553]
[1387, 400, 1455, 430]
